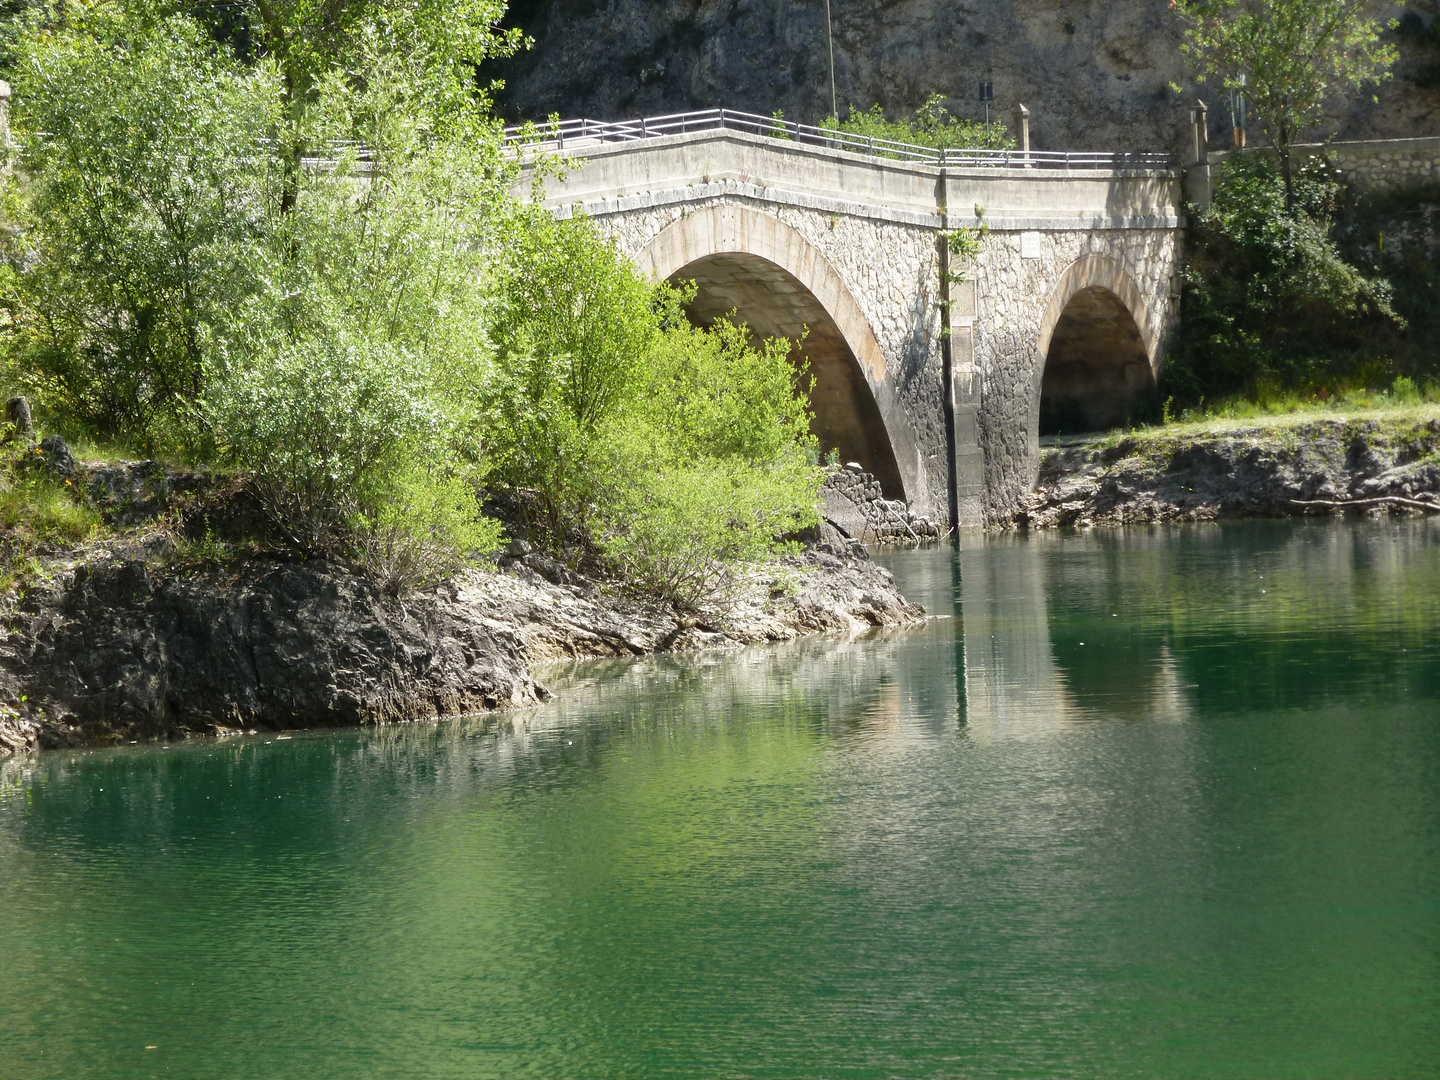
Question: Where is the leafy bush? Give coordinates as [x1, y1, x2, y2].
[211, 334, 498, 590]
[203, 33, 509, 588]
[351, 464, 504, 595]
[595, 318, 820, 608]
[598, 455, 818, 609]
[821, 93, 1015, 153]
[1167, 153, 1399, 404]
[484, 217, 821, 608]
[483, 211, 664, 545]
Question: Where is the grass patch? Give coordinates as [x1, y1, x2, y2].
[1084, 396, 1440, 457]
[0, 472, 105, 588]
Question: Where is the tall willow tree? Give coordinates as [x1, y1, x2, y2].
[1171, 0, 1397, 209]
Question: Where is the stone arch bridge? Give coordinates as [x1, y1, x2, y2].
[512, 110, 1183, 528]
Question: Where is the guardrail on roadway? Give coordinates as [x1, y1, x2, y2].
[503, 108, 1176, 171]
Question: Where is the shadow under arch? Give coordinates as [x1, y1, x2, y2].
[1034, 255, 1158, 436]
[636, 205, 916, 501]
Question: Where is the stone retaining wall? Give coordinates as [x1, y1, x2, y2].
[821, 463, 944, 544]
[1208, 138, 1440, 195]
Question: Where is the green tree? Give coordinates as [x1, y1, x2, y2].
[483, 210, 664, 545]
[227, 0, 522, 211]
[208, 43, 513, 588]
[1, 3, 275, 443]
[1171, 0, 1397, 209]
[1169, 153, 1397, 403]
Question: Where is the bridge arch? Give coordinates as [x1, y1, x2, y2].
[1034, 255, 1159, 436]
[636, 205, 919, 501]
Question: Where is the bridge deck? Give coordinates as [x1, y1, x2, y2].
[515, 125, 1184, 236]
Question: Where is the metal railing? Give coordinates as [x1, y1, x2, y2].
[503, 108, 1176, 171]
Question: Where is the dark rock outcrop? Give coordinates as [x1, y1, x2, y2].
[0, 541, 925, 756]
[0, 557, 550, 753]
[37, 435, 75, 476]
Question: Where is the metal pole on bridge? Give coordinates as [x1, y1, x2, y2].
[824, 0, 838, 120]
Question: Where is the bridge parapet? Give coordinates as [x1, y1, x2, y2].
[516, 125, 1182, 234]
[505, 108, 1174, 172]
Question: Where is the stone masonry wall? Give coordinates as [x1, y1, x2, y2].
[1213, 138, 1440, 195]
[972, 225, 1183, 524]
[821, 463, 945, 544]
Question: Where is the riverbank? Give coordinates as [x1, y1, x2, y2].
[0, 460, 923, 757]
[1013, 409, 1440, 528]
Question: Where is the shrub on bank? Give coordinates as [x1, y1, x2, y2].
[486, 217, 821, 608]
[1167, 154, 1400, 407]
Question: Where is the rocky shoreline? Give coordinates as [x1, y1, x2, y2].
[0, 462, 924, 756]
[14, 414, 1431, 756]
[1013, 415, 1440, 529]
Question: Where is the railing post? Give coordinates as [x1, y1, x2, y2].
[719, 108, 726, 130]
[1190, 100, 1209, 165]
[1014, 103, 1030, 168]
[557, 120, 564, 150]
[641, 117, 648, 138]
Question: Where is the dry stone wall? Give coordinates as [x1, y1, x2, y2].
[822, 464, 945, 544]
[1209, 138, 1440, 195]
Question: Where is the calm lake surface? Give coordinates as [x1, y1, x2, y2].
[2, 521, 1439, 1079]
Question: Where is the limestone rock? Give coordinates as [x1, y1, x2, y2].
[1013, 418, 1440, 528]
[0, 543, 925, 755]
[488, 1, 1439, 155]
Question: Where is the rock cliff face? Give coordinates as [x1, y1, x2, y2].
[487, 1, 1437, 154]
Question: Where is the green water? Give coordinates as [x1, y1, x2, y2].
[2, 521, 1439, 1079]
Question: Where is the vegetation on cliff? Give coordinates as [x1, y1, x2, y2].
[819, 93, 1014, 153]
[0, 0, 820, 604]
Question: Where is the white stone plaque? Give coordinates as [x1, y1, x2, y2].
[1020, 231, 1041, 259]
